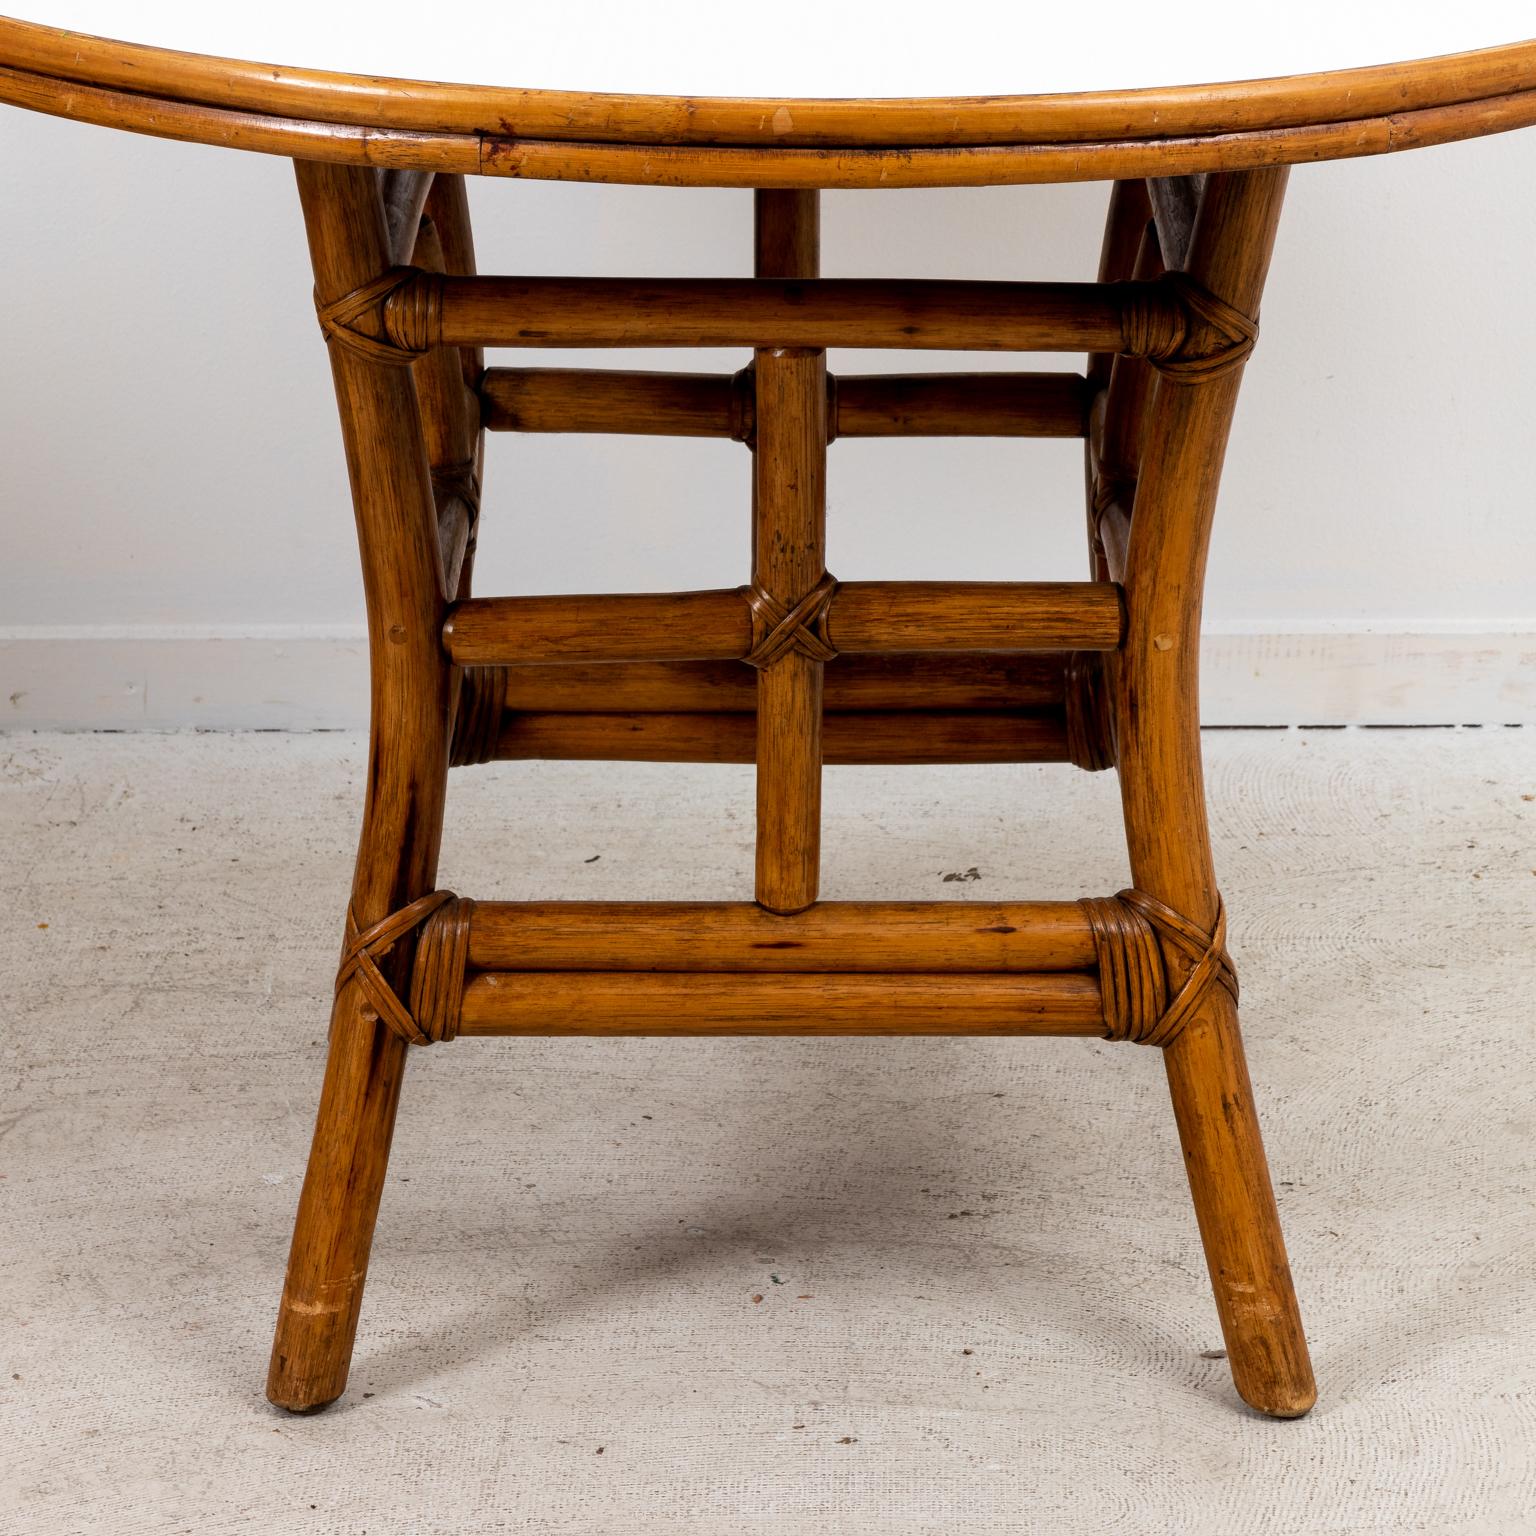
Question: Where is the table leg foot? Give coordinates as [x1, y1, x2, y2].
[266, 998, 411, 1413]
[1164, 996, 1316, 1418]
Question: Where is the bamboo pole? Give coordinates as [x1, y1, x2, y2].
[752, 190, 826, 913]
[498, 654, 1068, 712]
[430, 274, 1133, 351]
[457, 971, 1105, 1036]
[1115, 167, 1316, 1419]
[481, 367, 744, 437]
[445, 588, 749, 664]
[442, 581, 1123, 666]
[836, 371, 1090, 437]
[466, 900, 1096, 972]
[1086, 181, 1152, 394]
[830, 581, 1123, 654]
[490, 708, 1070, 764]
[478, 366, 1091, 439]
[267, 161, 452, 1415]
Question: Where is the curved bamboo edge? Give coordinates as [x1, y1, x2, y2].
[1, 26, 1534, 185]
[482, 97, 1536, 186]
[3, 16, 1535, 147]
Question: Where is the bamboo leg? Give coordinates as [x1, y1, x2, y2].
[1116, 167, 1315, 1418]
[1163, 993, 1314, 1415]
[267, 161, 453, 1413]
[752, 190, 827, 913]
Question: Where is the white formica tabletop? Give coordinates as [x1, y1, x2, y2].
[11, 2, 1536, 100]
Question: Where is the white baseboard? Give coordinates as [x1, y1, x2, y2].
[0, 627, 370, 731]
[1197, 628, 1536, 726]
[1, 625, 1533, 729]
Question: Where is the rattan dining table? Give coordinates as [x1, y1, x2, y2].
[5, 5, 1533, 1422]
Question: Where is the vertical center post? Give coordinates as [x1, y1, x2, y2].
[751, 189, 827, 914]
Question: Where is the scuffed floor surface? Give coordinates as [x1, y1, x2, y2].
[2, 729, 1533, 1535]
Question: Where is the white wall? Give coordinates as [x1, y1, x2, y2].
[3, 107, 1535, 726]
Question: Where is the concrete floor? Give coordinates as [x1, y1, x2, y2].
[2, 729, 1533, 1534]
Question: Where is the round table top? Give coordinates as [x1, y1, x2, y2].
[8, 4, 1534, 101]
[2, 6, 1535, 187]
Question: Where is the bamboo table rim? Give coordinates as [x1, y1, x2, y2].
[0, 18, 1533, 186]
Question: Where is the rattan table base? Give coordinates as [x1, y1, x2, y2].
[255, 165, 1316, 1420]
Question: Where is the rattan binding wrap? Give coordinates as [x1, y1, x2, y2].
[450, 665, 507, 766]
[315, 269, 434, 366]
[1064, 651, 1115, 771]
[336, 891, 475, 1045]
[1079, 888, 1238, 1046]
[741, 571, 840, 669]
[431, 458, 482, 515]
[1121, 271, 1258, 383]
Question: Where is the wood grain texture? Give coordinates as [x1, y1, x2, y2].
[481, 367, 749, 438]
[4, 19, 1531, 143]
[1088, 180, 1154, 387]
[431, 275, 1133, 351]
[445, 588, 751, 665]
[267, 161, 454, 1414]
[443, 583, 1123, 667]
[466, 900, 1097, 972]
[458, 971, 1105, 1036]
[1113, 168, 1315, 1419]
[828, 582, 1124, 655]
[7, 49, 1534, 188]
[4, 15, 1534, 188]
[497, 655, 1068, 713]
[478, 366, 1090, 439]
[835, 371, 1091, 438]
[433, 274, 1142, 351]
[489, 708, 1070, 765]
[0, 62, 483, 171]
[751, 191, 826, 913]
[478, 99, 1536, 186]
